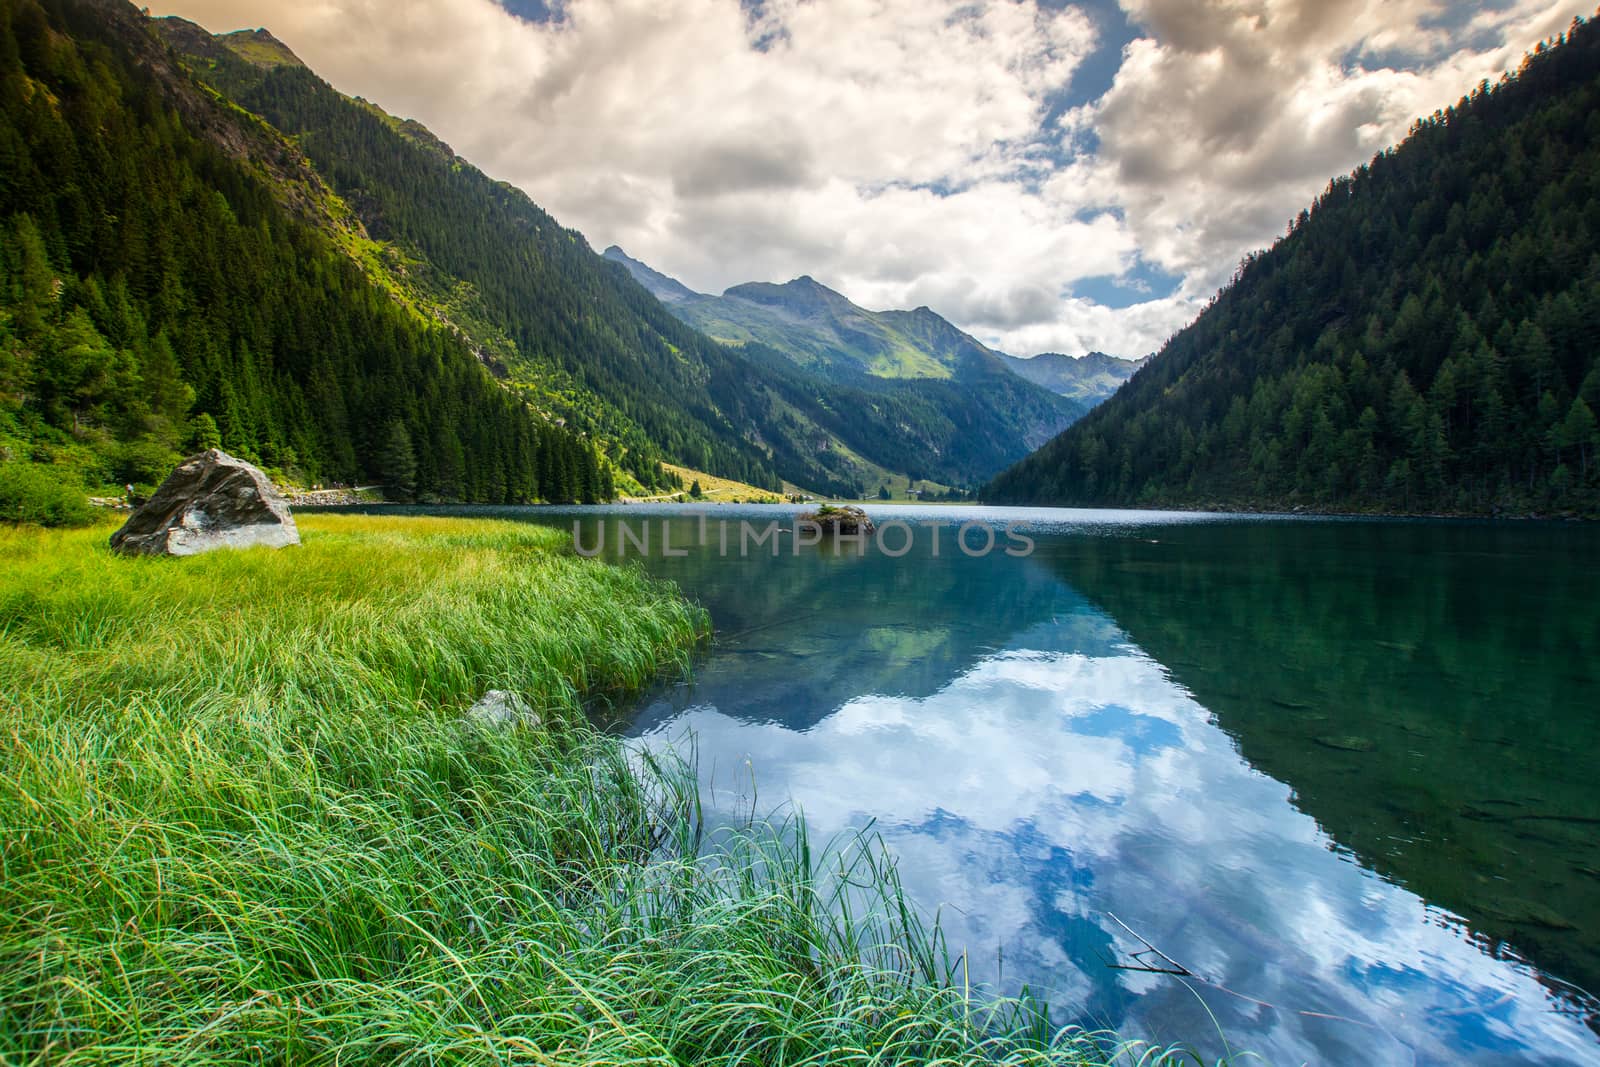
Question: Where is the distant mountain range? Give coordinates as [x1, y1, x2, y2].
[603, 246, 1143, 404]
[997, 351, 1150, 403]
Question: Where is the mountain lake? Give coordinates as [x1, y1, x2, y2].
[337, 503, 1600, 1065]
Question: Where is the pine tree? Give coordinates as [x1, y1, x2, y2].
[36, 309, 120, 433]
[379, 419, 417, 501]
[1558, 397, 1597, 478]
[188, 412, 222, 451]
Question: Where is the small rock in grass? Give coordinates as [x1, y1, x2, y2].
[466, 689, 541, 730]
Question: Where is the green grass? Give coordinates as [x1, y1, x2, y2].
[0, 515, 1201, 1065]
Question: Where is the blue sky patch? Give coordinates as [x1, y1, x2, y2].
[496, 0, 562, 23]
[1072, 261, 1183, 309]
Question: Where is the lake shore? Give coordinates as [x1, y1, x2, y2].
[981, 496, 1599, 522]
[0, 513, 1184, 1065]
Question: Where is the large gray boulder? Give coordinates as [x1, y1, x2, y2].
[110, 449, 300, 557]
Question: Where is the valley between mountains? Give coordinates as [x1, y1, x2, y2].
[1, 0, 1143, 507]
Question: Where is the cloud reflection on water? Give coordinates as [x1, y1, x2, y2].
[636, 640, 1599, 1065]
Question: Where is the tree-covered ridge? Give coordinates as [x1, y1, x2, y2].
[0, 0, 615, 504]
[725, 339, 1084, 491]
[154, 26, 790, 492]
[153, 21, 1086, 496]
[986, 15, 1600, 516]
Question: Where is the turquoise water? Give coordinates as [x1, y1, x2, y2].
[374, 503, 1600, 1064]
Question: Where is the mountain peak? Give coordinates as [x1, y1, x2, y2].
[602, 246, 701, 303]
[722, 275, 857, 319]
[153, 18, 306, 71]
[217, 27, 306, 69]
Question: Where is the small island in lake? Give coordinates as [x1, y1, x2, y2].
[800, 504, 876, 535]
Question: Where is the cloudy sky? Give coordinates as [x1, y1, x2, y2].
[147, 0, 1592, 358]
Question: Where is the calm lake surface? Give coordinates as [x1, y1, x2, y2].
[369, 503, 1600, 1064]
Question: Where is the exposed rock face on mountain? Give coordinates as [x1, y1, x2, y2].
[110, 450, 300, 557]
[602, 247, 1146, 406]
[605, 247, 1008, 381]
[997, 351, 1148, 403]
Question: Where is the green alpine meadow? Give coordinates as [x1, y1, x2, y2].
[0, 514, 1182, 1065]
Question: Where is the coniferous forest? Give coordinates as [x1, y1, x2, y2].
[3, 0, 1078, 507]
[987, 15, 1600, 516]
[161, 27, 780, 494]
[0, 0, 613, 505]
[149, 18, 1079, 500]
[8, 0, 1599, 515]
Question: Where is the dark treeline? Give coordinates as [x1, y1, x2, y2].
[0, 0, 611, 503]
[175, 39, 782, 492]
[988, 15, 1600, 516]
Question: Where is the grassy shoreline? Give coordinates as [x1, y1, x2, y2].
[0, 514, 1191, 1065]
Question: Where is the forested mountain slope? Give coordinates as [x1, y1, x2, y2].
[987, 16, 1600, 516]
[601, 246, 1084, 481]
[0, 0, 611, 504]
[154, 15, 786, 493]
[153, 17, 1080, 497]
